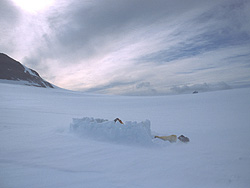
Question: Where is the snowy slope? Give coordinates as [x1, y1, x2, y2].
[0, 83, 250, 188]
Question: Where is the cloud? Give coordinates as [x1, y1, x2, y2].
[83, 81, 158, 96]
[1, 0, 250, 95]
[136, 82, 151, 89]
[0, 0, 21, 54]
[170, 82, 231, 94]
[25, 0, 221, 62]
[0, 0, 20, 23]
[138, 0, 250, 64]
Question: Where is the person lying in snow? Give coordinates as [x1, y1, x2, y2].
[154, 134, 190, 143]
[154, 135, 177, 142]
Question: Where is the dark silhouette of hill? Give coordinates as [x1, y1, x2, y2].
[0, 53, 54, 88]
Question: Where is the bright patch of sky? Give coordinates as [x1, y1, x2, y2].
[11, 0, 55, 13]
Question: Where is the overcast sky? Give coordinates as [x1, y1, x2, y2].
[1, 0, 250, 95]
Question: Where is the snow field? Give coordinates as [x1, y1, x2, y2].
[0, 83, 250, 188]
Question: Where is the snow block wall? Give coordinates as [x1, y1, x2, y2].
[70, 117, 153, 145]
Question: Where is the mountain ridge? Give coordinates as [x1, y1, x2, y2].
[0, 53, 54, 88]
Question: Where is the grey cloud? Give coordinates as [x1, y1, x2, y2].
[47, 0, 163, 58]
[84, 81, 159, 96]
[45, 0, 218, 60]
[86, 81, 233, 96]
[136, 82, 151, 89]
[85, 81, 137, 94]
[170, 82, 231, 94]
[138, 0, 250, 64]
[0, 0, 20, 23]
[132, 82, 157, 95]
[25, 0, 213, 73]
[23, 55, 50, 74]
[0, 0, 21, 54]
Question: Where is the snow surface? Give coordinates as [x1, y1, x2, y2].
[0, 83, 250, 188]
[23, 65, 38, 77]
[0, 79, 57, 89]
[0, 79, 43, 87]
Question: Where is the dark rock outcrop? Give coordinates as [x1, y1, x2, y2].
[0, 53, 54, 88]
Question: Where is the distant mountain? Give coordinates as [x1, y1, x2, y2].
[0, 53, 54, 88]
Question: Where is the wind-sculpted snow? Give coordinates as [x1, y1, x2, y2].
[70, 117, 153, 145]
[1, 84, 250, 188]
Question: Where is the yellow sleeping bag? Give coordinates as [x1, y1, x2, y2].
[154, 135, 177, 142]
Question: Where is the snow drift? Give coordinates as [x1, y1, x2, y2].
[70, 117, 152, 145]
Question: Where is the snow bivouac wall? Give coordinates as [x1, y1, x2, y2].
[70, 117, 153, 145]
